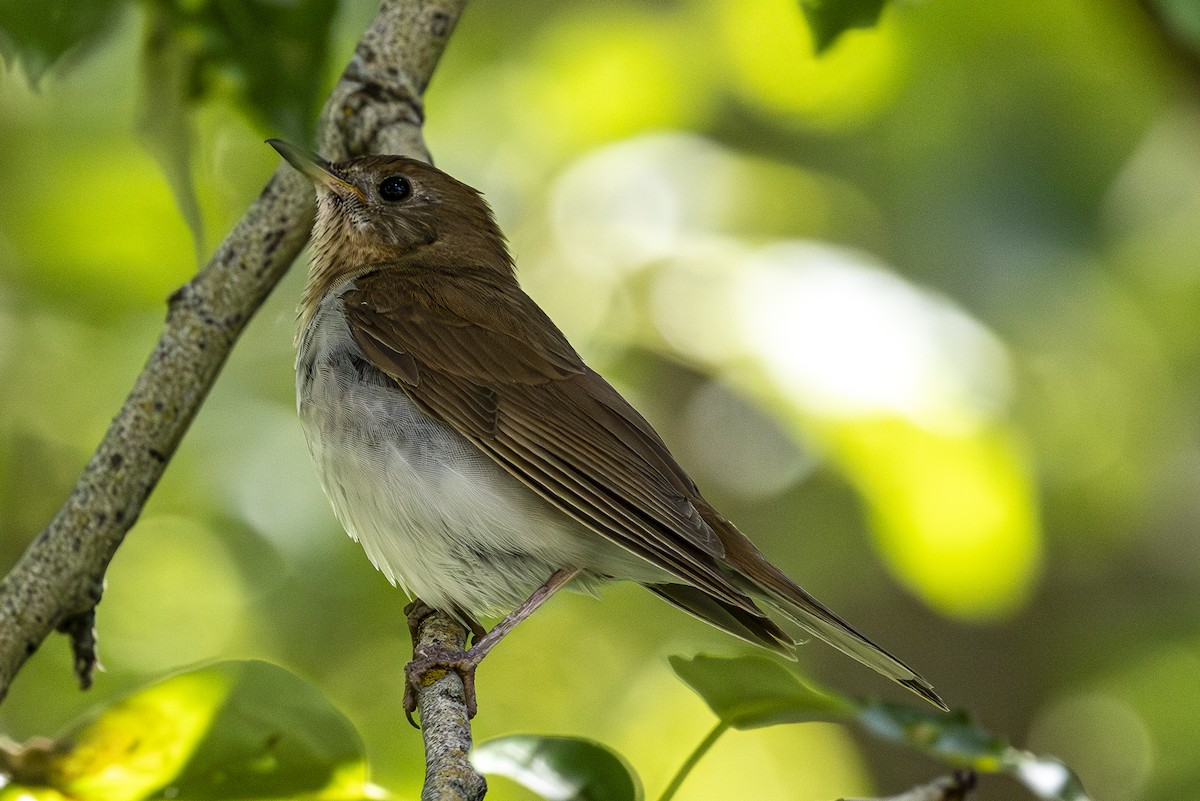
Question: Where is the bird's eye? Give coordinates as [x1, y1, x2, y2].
[378, 175, 412, 202]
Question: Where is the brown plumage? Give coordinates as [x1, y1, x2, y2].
[270, 140, 946, 712]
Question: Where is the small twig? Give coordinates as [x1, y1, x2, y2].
[843, 770, 977, 801]
[410, 611, 487, 801]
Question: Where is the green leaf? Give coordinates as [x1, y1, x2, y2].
[137, 5, 205, 261]
[858, 702, 1092, 801]
[130, 0, 338, 247]
[0, 0, 125, 84]
[1146, 0, 1200, 59]
[669, 655, 1091, 800]
[473, 735, 643, 801]
[668, 654, 857, 729]
[857, 702, 1006, 770]
[197, 0, 339, 140]
[3, 661, 375, 801]
[165, 661, 370, 799]
[799, 0, 889, 54]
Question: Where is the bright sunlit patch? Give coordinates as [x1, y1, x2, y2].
[554, 139, 1039, 619]
[716, 0, 904, 128]
[50, 671, 230, 800]
[827, 418, 1041, 619]
[650, 242, 748, 364]
[550, 133, 857, 288]
[519, 10, 706, 154]
[737, 242, 1011, 433]
[651, 240, 1039, 618]
[551, 135, 736, 277]
[471, 739, 578, 801]
[1016, 758, 1074, 799]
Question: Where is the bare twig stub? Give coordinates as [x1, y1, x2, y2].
[0, 0, 469, 761]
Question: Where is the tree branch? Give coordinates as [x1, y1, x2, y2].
[411, 610, 488, 801]
[845, 771, 976, 801]
[0, 0, 467, 738]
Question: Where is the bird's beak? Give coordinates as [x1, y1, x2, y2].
[267, 139, 365, 200]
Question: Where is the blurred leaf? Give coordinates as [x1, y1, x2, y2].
[2, 661, 374, 801]
[165, 661, 370, 800]
[473, 735, 642, 801]
[671, 655, 1091, 799]
[127, 0, 336, 241]
[46, 668, 230, 801]
[858, 703, 1006, 770]
[196, 0, 338, 140]
[137, 5, 204, 261]
[800, 0, 889, 53]
[0, 0, 125, 84]
[669, 654, 856, 728]
[859, 703, 1091, 800]
[1145, 0, 1200, 59]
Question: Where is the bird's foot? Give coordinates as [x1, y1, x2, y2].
[401, 569, 581, 727]
[403, 643, 485, 726]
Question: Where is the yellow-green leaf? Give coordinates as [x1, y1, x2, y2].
[3, 661, 372, 801]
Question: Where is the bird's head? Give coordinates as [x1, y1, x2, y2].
[269, 139, 513, 288]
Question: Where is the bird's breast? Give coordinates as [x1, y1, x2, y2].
[293, 285, 650, 615]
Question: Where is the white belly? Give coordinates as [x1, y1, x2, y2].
[295, 287, 661, 616]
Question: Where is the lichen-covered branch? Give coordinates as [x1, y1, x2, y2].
[411, 611, 488, 801]
[0, 0, 466, 700]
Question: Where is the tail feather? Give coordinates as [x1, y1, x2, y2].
[764, 593, 946, 710]
[749, 560, 947, 711]
[647, 583, 796, 657]
[698, 505, 947, 710]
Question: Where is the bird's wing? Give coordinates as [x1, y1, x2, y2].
[342, 269, 757, 610]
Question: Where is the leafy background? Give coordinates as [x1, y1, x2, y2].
[1, 0, 1198, 799]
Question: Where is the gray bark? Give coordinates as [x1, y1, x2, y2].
[0, 0, 483, 797]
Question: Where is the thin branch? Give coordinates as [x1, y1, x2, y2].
[411, 611, 488, 801]
[0, 0, 467, 723]
[843, 771, 977, 801]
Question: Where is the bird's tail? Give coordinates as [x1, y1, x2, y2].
[646, 582, 797, 657]
[714, 521, 947, 710]
[761, 572, 946, 710]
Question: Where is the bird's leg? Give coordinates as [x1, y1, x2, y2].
[403, 567, 581, 722]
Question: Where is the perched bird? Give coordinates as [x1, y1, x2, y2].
[268, 139, 946, 717]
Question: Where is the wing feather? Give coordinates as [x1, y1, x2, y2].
[342, 270, 754, 612]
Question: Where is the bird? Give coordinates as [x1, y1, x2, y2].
[267, 139, 947, 719]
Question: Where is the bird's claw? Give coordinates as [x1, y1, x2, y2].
[402, 644, 483, 727]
